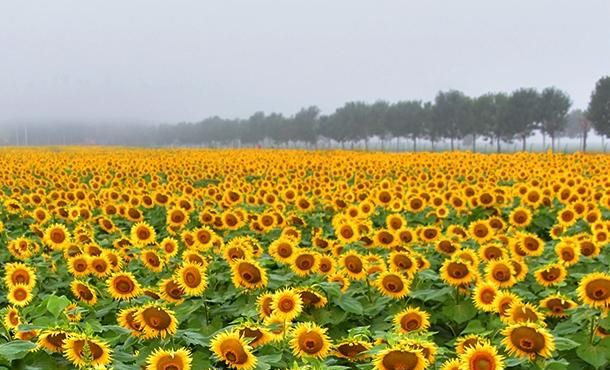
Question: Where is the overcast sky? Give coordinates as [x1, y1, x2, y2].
[1, 1, 608, 124]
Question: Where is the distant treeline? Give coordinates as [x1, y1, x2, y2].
[3, 77, 610, 152]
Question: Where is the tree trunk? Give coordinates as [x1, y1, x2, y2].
[413, 136, 417, 152]
[542, 132, 546, 150]
[450, 137, 454, 151]
[583, 129, 588, 152]
[496, 136, 501, 153]
[364, 137, 369, 151]
[551, 133, 555, 152]
[522, 136, 526, 152]
[472, 135, 476, 152]
[396, 136, 400, 152]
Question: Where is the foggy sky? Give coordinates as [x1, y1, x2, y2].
[1, 1, 609, 125]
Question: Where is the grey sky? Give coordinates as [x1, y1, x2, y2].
[1, 1, 608, 124]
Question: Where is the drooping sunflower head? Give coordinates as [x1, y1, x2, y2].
[145, 347, 192, 370]
[231, 259, 267, 290]
[501, 322, 555, 359]
[63, 333, 112, 368]
[107, 271, 141, 300]
[256, 292, 274, 320]
[455, 334, 488, 355]
[539, 294, 577, 318]
[37, 329, 69, 353]
[238, 324, 273, 348]
[577, 272, 610, 309]
[135, 303, 178, 339]
[334, 338, 371, 361]
[394, 306, 431, 334]
[296, 288, 328, 309]
[210, 330, 257, 370]
[289, 322, 331, 359]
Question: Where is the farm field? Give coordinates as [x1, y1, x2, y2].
[0, 148, 609, 370]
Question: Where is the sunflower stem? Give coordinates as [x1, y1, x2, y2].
[365, 278, 374, 304]
[589, 313, 598, 344]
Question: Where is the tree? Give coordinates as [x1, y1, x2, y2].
[291, 106, 319, 146]
[587, 76, 610, 139]
[385, 101, 424, 151]
[539, 87, 571, 151]
[432, 90, 471, 150]
[506, 88, 540, 151]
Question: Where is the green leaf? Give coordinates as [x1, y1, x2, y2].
[337, 295, 363, 315]
[554, 336, 580, 351]
[544, 359, 569, 370]
[460, 320, 484, 335]
[0, 341, 37, 361]
[442, 301, 476, 324]
[576, 343, 608, 369]
[46, 295, 70, 318]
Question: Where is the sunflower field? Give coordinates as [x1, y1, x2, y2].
[0, 148, 609, 370]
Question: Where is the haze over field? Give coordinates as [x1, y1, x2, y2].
[1, 1, 609, 125]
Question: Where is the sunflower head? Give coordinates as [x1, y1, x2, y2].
[231, 259, 267, 290]
[459, 343, 504, 370]
[374, 343, 427, 370]
[501, 322, 555, 359]
[176, 262, 208, 296]
[334, 339, 371, 361]
[577, 272, 610, 309]
[210, 330, 257, 370]
[289, 322, 331, 359]
[376, 271, 411, 299]
[135, 303, 178, 339]
[270, 288, 303, 322]
[37, 329, 69, 352]
[63, 333, 112, 368]
[145, 347, 192, 370]
[4, 263, 37, 290]
[393, 306, 431, 334]
[107, 271, 141, 300]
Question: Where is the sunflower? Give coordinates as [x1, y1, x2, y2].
[70, 280, 97, 305]
[468, 220, 494, 243]
[43, 223, 71, 250]
[334, 339, 371, 361]
[256, 292, 274, 320]
[374, 343, 427, 370]
[485, 259, 516, 288]
[146, 347, 192, 370]
[63, 333, 112, 368]
[159, 237, 179, 258]
[3, 306, 21, 329]
[270, 288, 302, 322]
[317, 255, 337, 275]
[554, 241, 580, 267]
[394, 306, 430, 333]
[506, 303, 545, 324]
[455, 334, 488, 355]
[4, 262, 37, 290]
[291, 251, 319, 277]
[440, 358, 462, 370]
[167, 206, 190, 228]
[376, 271, 411, 299]
[336, 222, 360, 244]
[88, 255, 112, 277]
[459, 343, 504, 370]
[231, 259, 267, 290]
[440, 259, 476, 287]
[210, 330, 257, 370]
[135, 303, 178, 339]
[472, 282, 499, 312]
[238, 324, 273, 348]
[539, 295, 577, 318]
[297, 288, 328, 309]
[519, 233, 544, 257]
[534, 263, 567, 287]
[577, 272, 610, 309]
[509, 207, 532, 228]
[117, 307, 145, 336]
[290, 322, 331, 359]
[8, 285, 33, 307]
[107, 272, 142, 300]
[15, 328, 39, 341]
[478, 244, 507, 262]
[501, 322, 555, 359]
[340, 252, 367, 280]
[389, 251, 418, 277]
[436, 238, 460, 255]
[131, 221, 157, 246]
[557, 207, 577, 227]
[493, 290, 522, 319]
[159, 278, 186, 304]
[37, 329, 69, 352]
[64, 303, 82, 322]
[141, 249, 165, 273]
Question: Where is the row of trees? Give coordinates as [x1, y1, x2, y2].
[158, 86, 581, 151]
[3, 77, 610, 151]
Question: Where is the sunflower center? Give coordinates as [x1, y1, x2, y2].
[14, 288, 27, 301]
[586, 279, 610, 300]
[51, 230, 66, 243]
[116, 279, 134, 293]
[137, 228, 150, 239]
[382, 350, 420, 370]
[280, 299, 294, 312]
